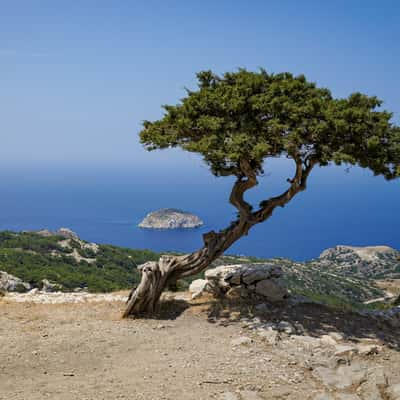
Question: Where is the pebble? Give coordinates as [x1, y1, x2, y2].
[231, 336, 253, 346]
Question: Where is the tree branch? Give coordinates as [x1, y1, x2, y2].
[252, 157, 316, 224]
[229, 159, 258, 221]
[181, 157, 315, 278]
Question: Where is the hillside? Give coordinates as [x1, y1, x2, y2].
[313, 245, 400, 279]
[0, 230, 158, 292]
[1, 230, 399, 309]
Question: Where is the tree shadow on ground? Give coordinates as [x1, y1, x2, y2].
[156, 298, 191, 320]
[124, 298, 191, 320]
[206, 298, 400, 350]
[123, 294, 399, 349]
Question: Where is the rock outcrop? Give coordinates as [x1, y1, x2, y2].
[56, 227, 80, 240]
[315, 245, 400, 279]
[191, 263, 288, 302]
[41, 279, 63, 293]
[36, 227, 80, 240]
[138, 208, 203, 229]
[0, 271, 31, 293]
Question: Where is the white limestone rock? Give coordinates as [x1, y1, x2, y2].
[205, 263, 288, 302]
[188, 279, 209, 299]
[41, 279, 63, 293]
[56, 228, 80, 240]
[0, 271, 31, 292]
[312, 362, 367, 389]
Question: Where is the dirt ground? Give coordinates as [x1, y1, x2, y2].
[1, 294, 399, 400]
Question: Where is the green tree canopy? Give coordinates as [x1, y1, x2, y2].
[140, 69, 400, 180]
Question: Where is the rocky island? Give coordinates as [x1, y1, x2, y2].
[138, 208, 203, 229]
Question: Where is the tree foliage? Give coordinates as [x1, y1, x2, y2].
[140, 69, 400, 180]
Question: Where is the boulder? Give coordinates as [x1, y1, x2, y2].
[0, 271, 31, 293]
[334, 344, 358, 358]
[225, 263, 282, 284]
[205, 265, 239, 290]
[312, 362, 367, 389]
[205, 263, 288, 302]
[255, 278, 287, 302]
[320, 335, 337, 346]
[41, 279, 62, 293]
[356, 343, 381, 356]
[290, 335, 322, 349]
[188, 279, 209, 299]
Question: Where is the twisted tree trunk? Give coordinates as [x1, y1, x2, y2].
[122, 222, 248, 317]
[123, 157, 315, 318]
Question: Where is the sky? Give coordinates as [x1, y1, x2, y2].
[1, 0, 399, 168]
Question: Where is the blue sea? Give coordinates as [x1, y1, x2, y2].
[1, 156, 399, 261]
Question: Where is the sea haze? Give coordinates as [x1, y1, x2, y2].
[0, 157, 399, 261]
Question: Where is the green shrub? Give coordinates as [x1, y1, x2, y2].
[0, 231, 160, 293]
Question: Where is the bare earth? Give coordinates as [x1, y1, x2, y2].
[1, 293, 399, 400]
[376, 279, 400, 297]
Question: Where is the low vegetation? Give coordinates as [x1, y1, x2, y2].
[0, 230, 398, 311]
[0, 231, 158, 292]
